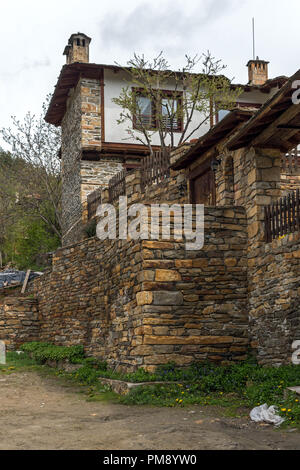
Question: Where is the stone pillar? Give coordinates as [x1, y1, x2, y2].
[245, 147, 282, 251]
[231, 146, 282, 253]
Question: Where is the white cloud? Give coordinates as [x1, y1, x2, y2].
[1, 0, 300, 149]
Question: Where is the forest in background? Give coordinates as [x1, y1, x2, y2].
[0, 97, 62, 271]
[0, 149, 60, 270]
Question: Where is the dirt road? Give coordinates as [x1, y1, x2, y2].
[0, 371, 299, 450]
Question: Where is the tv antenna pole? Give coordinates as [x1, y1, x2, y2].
[252, 17, 256, 59]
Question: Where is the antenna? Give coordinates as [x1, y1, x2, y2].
[252, 17, 255, 60]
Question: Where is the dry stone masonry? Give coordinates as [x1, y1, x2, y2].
[32, 206, 248, 371]
[0, 296, 39, 350]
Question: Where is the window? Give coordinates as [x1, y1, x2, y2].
[136, 95, 153, 128]
[133, 89, 182, 132]
[161, 96, 181, 131]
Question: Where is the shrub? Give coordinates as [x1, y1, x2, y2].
[21, 342, 85, 364]
[83, 219, 97, 238]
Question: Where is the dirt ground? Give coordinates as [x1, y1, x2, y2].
[0, 371, 299, 450]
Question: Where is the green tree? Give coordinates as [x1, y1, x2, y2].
[2, 215, 59, 270]
[0, 95, 62, 239]
[113, 51, 242, 154]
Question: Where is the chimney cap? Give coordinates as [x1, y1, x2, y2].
[246, 58, 269, 67]
[63, 32, 92, 55]
[67, 32, 92, 44]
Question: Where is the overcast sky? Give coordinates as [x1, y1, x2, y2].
[1, 0, 300, 148]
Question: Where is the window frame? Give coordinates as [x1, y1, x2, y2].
[132, 88, 183, 133]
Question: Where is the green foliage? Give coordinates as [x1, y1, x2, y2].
[20, 342, 85, 364]
[3, 216, 59, 270]
[81, 357, 108, 370]
[118, 360, 300, 426]
[83, 219, 97, 238]
[0, 149, 60, 269]
[71, 365, 100, 385]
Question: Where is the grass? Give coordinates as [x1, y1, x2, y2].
[0, 350, 40, 372]
[1, 344, 300, 429]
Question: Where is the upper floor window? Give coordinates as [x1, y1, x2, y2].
[133, 89, 183, 132]
[161, 95, 181, 131]
[135, 94, 153, 128]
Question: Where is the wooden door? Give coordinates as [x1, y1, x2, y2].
[191, 169, 216, 205]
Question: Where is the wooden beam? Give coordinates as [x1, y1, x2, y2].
[227, 71, 300, 150]
[251, 104, 300, 146]
[253, 143, 291, 152]
[281, 127, 300, 143]
[21, 270, 31, 294]
[277, 124, 300, 130]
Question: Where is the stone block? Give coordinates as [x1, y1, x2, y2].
[152, 291, 184, 306]
[136, 292, 153, 306]
[155, 269, 182, 282]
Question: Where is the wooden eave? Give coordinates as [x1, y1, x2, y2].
[171, 108, 254, 170]
[227, 69, 300, 152]
[45, 63, 108, 126]
[81, 142, 162, 161]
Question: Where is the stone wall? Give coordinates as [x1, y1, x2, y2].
[126, 168, 188, 206]
[135, 206, 249, 370]
[81, 78, 101, 147]
[61, 81, 83, 246]
[80, 159, 124, 203]
[0, 296, 39, 350]
[34, 206, 249, 371]
[214, 146, 300, 365]
[249, 232, 300, 365]
[34, 236, 144, 368]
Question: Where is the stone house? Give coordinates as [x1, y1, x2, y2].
[45, 33, 287, 246]
[1, 34, 299, 372]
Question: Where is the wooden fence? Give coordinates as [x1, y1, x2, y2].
[87, 188, 102, 220]
[264, 189, 300, 242]
[282, 148, 300, 173]
[141, 149, 170, 191]
[108, 170, 127, 203]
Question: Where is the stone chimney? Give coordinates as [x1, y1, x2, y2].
[63, 33, 91, 64]
[247, 58, 269, 86]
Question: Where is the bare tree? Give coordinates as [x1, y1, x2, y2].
[0, 95, 62, 239]
[113, 51, 242, 155]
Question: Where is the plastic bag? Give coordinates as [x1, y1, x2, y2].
[250, 404, 285, 426]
